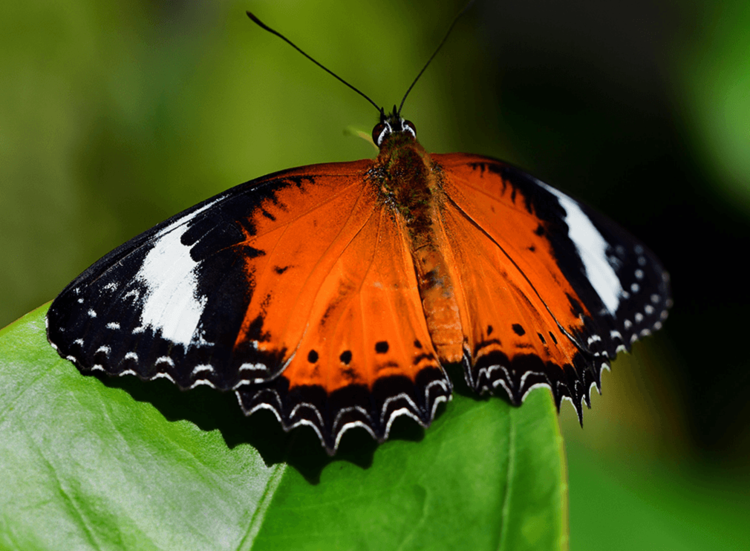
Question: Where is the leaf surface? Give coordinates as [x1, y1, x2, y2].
[0, 306, 566, 551]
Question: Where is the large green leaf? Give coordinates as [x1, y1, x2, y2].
[0, 305, 567, 550]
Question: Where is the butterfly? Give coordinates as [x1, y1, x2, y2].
[46, 10, 671, 455]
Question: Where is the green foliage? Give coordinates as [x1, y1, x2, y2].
[567, 441, 750, 551]
[0, 306, 566, 550]
[679, 0, 750, 213]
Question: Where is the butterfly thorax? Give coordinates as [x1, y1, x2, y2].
[369, 129, 465, 364]
[374, 132, 436, 242]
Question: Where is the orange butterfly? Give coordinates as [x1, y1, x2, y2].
[47, 9, 670, 454]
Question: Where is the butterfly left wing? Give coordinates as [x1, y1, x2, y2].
[434, 153, 671, 417]
[47, 161, 451, 453]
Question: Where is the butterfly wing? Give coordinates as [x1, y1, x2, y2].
[47, 161, 451, 453]
[435, 153, 671, 416]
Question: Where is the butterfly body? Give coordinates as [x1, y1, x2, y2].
[47, 110, 670, 454]
[373, 126, 465, 363]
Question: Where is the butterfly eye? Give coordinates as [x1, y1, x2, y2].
[372, 122, 389, 146]
[403, 120, 417, 139]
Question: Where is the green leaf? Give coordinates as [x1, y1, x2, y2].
[0, 305, 567, 551]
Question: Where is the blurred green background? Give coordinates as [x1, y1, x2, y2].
[2, 0, 749, 548]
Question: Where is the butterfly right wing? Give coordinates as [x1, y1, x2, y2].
[434, 153, 671, 417]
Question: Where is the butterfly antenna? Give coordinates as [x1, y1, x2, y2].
[398, 0, 476, 115]
[247, 11, 382, 114]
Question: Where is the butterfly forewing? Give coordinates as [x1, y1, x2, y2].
[48, 165, 373, 389]
[46, 189, 253, 389]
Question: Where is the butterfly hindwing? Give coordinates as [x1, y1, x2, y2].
[436, 153, 671, 415]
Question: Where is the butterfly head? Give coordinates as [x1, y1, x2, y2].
[372, 106, 417, 148]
